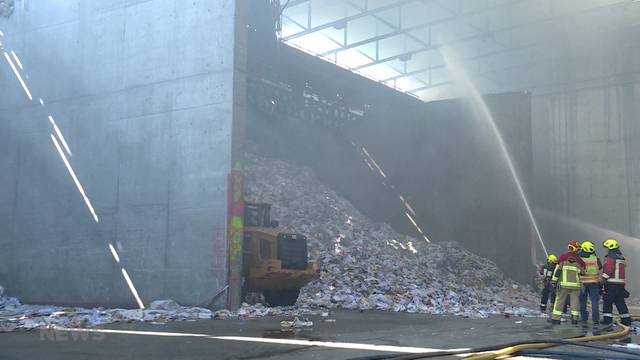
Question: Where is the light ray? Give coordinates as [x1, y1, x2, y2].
[121, 268, 145, 309]
[4, 51, 32, 100]
[50, 134, 99, 223]
[48, 115, 72, 155]
[441, 47, 547, 256]
[108, 244, 120, 263]
[10, 50, 22, 69]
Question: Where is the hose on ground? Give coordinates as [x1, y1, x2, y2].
[462, 320, 631, 360]
[516, 348, 640, 360]
[350, 338, 639, 360]
[348, 320, 634, 360]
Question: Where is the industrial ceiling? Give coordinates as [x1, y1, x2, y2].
[281, 0, 640, 101]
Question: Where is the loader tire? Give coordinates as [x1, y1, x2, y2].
[263, 288, 300, 307]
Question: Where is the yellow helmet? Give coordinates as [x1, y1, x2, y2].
[581, 241, 595, 253]
[547, 254, 557, 263]
[603, 239, 619, 250]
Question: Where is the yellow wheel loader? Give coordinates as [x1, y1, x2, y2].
[243, 203, 319, 306]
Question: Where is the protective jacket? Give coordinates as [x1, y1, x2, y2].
[539, 261, 556, 280]
[578, 250, 602, 284]
[552, 252, 585, 289]
[603, 249, 626, 285]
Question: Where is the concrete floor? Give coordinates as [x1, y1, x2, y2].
[0, 311, 635, 360]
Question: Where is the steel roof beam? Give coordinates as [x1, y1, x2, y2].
[318, 0, 525, 57]
[353, 0, 631, 72]
[283, 0, 423, 41]
[287, 0, 311, 7]
[282, 13, 378, 64]
[406, 25, 638, 95]
[410, 62, 640, 98]
[392, 36, 551, 91]
[346, 0, 430, 48]
[344, 0, 431, 83]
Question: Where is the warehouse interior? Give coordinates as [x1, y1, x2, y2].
[1, 0, 640, 359]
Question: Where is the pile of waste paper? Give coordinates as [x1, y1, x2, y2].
[244, 154, 538, 318]
[0, 154, 540, 332]
[0, 291, 217, 332]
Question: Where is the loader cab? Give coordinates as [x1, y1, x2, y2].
[244, 203, 278, 228]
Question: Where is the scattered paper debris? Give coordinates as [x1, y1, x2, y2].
[0, 294, 214, 332]
[149, 300, 181, 312]
[280, 316, 313, 328]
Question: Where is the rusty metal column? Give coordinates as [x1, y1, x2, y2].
[227, 0, 248, 310]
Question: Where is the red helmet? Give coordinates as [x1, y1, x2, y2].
[568, 240, 581, 252]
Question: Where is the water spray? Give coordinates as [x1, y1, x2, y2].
[440, 47, 548, 257]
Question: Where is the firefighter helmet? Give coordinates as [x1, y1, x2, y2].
[568, 240, 581, 252]
[581, 241, 595, 253]
[603, 239, 619, 250]
[547, 254, 557, 263]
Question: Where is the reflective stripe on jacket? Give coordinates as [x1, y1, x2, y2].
[551, 252, 584, 289]
[580, 253, 600, 283]
[559, 264, 582, 289]
[603, 250, 626, 284]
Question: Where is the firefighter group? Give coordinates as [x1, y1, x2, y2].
[539, 239, 630, 327]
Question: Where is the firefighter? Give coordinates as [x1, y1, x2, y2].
[601, 239, 631, 326]
[550, 240, 581, 315]
[539, 254, 558, 313]
[578, 241, 602, 326]
[551, 241, 585, 325]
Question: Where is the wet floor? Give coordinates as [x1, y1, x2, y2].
[0, 310, 636, 360]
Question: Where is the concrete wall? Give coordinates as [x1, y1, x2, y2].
[531, 39, 640, 257]
[0, 0, 237, 307]
[533, 83, 640, 233]
[532, 81, 640, 289]
[528, 26, 640, 287]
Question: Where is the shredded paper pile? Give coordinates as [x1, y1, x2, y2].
[0, 154, 538, 332]
[244, 154, 538, 318]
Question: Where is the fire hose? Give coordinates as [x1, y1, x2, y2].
[350, 318, 637, 360]
[463, 319, 632, 360]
